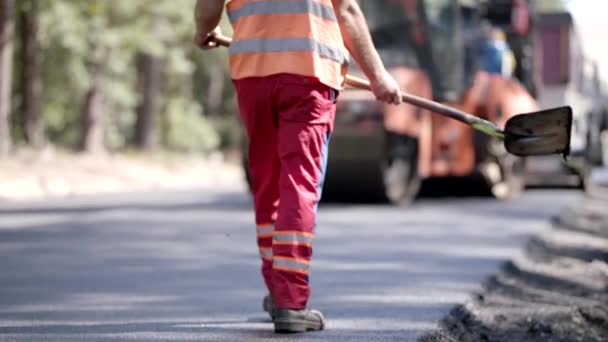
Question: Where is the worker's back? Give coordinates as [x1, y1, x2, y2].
[226, 0, 349, 89]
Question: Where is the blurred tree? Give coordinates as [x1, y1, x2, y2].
[79, 57, 106, 153]
[0, 0, 15, 156]
[40, 0, 120, 152]
[134, 15, 164, 151]
[134, 51, 164, 150]
[77, 3, 112, 153]
[205, 59, 224, 117]
[25, 0, 232, 153]
[131, 0, 224, 153]
[19, 0, 45, 148]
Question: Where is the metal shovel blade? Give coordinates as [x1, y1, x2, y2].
[504, 106, 573, 157]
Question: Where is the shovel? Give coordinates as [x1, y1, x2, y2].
[210, 34, 572, 157]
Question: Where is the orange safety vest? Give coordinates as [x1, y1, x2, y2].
[226, 0, 349, 90]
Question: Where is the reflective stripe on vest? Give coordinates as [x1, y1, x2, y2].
[227, 0, 348, 90]
[228, 0, 337, 24]
[229, 38, 348, 65]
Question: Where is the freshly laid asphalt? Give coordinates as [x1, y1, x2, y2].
[0, 187, 580, 341]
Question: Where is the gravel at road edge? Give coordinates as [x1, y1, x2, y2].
[419, 188, 608, 342]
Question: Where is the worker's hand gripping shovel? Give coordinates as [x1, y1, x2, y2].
[210, 34, 573, 157]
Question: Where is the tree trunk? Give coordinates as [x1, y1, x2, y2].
[206, 65, 225, 117]
[134, 52, 163, 151]
[0, 0, 15, 156]
[79, 63, 105, 153]
[20, 0, 45, 148]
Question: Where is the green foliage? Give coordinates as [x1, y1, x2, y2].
[166, 97, 220, 153]
[211, 113, 245, 151]
[16, 0, 239, 152]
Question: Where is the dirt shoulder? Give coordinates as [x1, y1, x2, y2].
[420, 187, 608, 342]
[0, 149, 244, 201]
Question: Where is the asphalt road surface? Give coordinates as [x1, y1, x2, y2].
[0, 188, 581, 341]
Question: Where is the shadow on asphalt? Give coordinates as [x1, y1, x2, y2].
[321, 176, 582, 207]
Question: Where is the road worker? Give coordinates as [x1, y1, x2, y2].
[480, 24, 516, 78]
[194, 0, 402, 334]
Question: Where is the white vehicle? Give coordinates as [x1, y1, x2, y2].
[525, 11, 606, 189]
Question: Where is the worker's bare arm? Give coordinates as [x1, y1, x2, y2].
[194, 0, 225, 49]
[332, 0, 401, 104]
[331, 0, 383, 83]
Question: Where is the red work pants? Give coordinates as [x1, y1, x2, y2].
[234, 73, 337, 309]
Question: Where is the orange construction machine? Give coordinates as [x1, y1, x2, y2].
[321, 0, 539, 204]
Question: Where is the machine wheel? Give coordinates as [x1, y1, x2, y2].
[602, 130, 608, 166]
[478, 137, 526, 200]
[382, 157, 421, 205]
[595, 129, 608, 167]
[381, 132, 421, 206]
[587, 117, 604, 166]
[572, 159, 592, 191]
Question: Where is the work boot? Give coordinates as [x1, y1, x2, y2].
[263, 294, 277, 320]
[274, 308, 326, 333]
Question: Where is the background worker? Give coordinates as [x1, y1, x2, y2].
[194, 0, 402, 334]
[479, 23, 516, 78]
